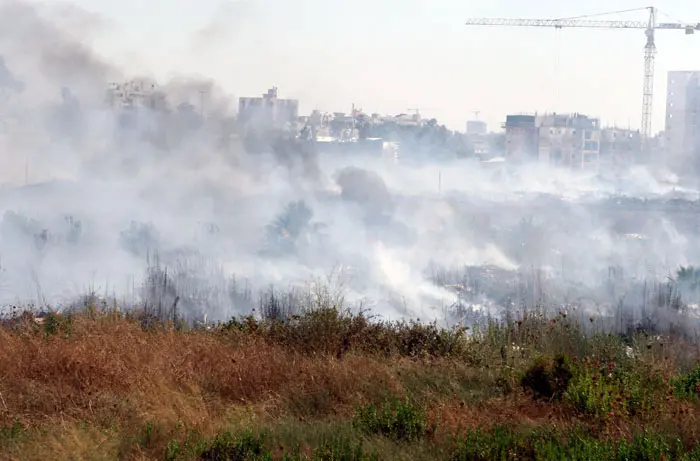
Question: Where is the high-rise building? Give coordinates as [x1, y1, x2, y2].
[106, 79, 166, 111]
[465, 120, 489, 156]
[665, 71, 700, 168]
[504, 114, 538, 160]
[466, 120, 487, 136]
[238, 87, 299, 131]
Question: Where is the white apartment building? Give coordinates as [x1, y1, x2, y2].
[665, 71, 700, 169]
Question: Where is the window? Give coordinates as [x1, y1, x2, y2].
[585, 131, 592, 140]
[584, 141, 599, 151]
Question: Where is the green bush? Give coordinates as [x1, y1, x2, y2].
[166, 429, 377, 461]
[672, 365, 700, 401]
[309, 437, 378, 461]
[565, 359, 664, 418]
[199, 431, 272, 461]
[520, 354, 573, 400]
[42, 312, 73, 338]
[452, 426, 537, 460]
[220, 307, 469, 360]
[452, 426, 698, 461]
[0, 420, 24, 449]
[352, 398, 430, 441]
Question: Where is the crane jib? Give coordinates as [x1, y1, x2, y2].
[464, 10, 699, 148]
[464, 20, 700, 31]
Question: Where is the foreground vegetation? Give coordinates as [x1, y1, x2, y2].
[1, 299, 700, 460]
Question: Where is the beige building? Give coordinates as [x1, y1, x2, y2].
[106, 79, 166, 111]
[504, 114, 538, 160]
[505, 113, 601, 168]
[664, 71, 700, 169]
[466, 120, 489, 156]
[238, 87, 299, 131]
[600, 127, 641, 167]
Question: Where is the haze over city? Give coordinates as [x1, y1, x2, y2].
[50, 0, 700, 132]
[4, 1, 700, 459]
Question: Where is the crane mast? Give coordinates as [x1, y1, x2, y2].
[642, 8, 657, 154]
[465, 7, 699, 157]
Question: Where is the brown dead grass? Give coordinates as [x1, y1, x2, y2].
[435, 394, 576, 437]
[0, 315, 431, 431]
[2, 312, 700, 460]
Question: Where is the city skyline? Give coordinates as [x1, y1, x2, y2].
[28, 0, 700, 132]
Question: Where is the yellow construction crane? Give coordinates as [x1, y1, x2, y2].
[465, 7, 699, 152]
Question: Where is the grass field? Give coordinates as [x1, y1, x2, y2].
[1, 299, 700, 460]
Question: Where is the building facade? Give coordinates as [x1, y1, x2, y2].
[504, 115, 538, 160]
[106, 79, 166, 111]
[504, 113, 601, 168]
[238, 87, 299, 131]
[600, 127, 641, 167]
[466, 120, 489, 156]
[665, 71, 700, 170]
[466, 120, 487, 136]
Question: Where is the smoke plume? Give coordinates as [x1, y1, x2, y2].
[0, 1, 698, 334]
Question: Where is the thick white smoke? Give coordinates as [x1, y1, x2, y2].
[0, 1, 699, 328]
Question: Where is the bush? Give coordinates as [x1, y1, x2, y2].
[566, 359, 664, 418]
[42, 312, 73, 338]
[672, 365, 700, 401]
[452, 426, 698, 461]
[199, 431, 271, 461]
[310, 437, 378, 461]
[452, 426, 537, 460]
[221, 307, 468, 360]
[520, 355, 573, 400]
[352, 398, 430, 441]
[165, 430, 377, 461]
[0, 420, 24, 449]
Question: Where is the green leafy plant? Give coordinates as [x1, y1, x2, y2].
[353, 398, 430, 441]
[520, 354, 573, 400]
[672, 365, 700, 401]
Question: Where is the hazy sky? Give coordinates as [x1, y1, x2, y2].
[41, 0, 700, 132]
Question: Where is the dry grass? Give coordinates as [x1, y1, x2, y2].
[0, 316, 404, 426]
[0, 307, 700, 459]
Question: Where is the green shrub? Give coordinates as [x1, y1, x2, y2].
[520, 354, 573, 400]
[167, 430, 377, 461]
[309, 437, 378, 461]
[352, 398, 429, 441]
[452, 426, 696, 461]
[0, 420, 24, 449]
[452, 426, 537, 460]
[42, 312, 73, 338]
[199, 431, 272, 461]
[565, 360, 664, 418]
[672, 365, 700, 401]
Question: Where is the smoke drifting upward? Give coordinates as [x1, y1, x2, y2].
[0, 1, 699, 331]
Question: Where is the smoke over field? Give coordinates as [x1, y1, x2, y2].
[0, 1, 699, 334]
